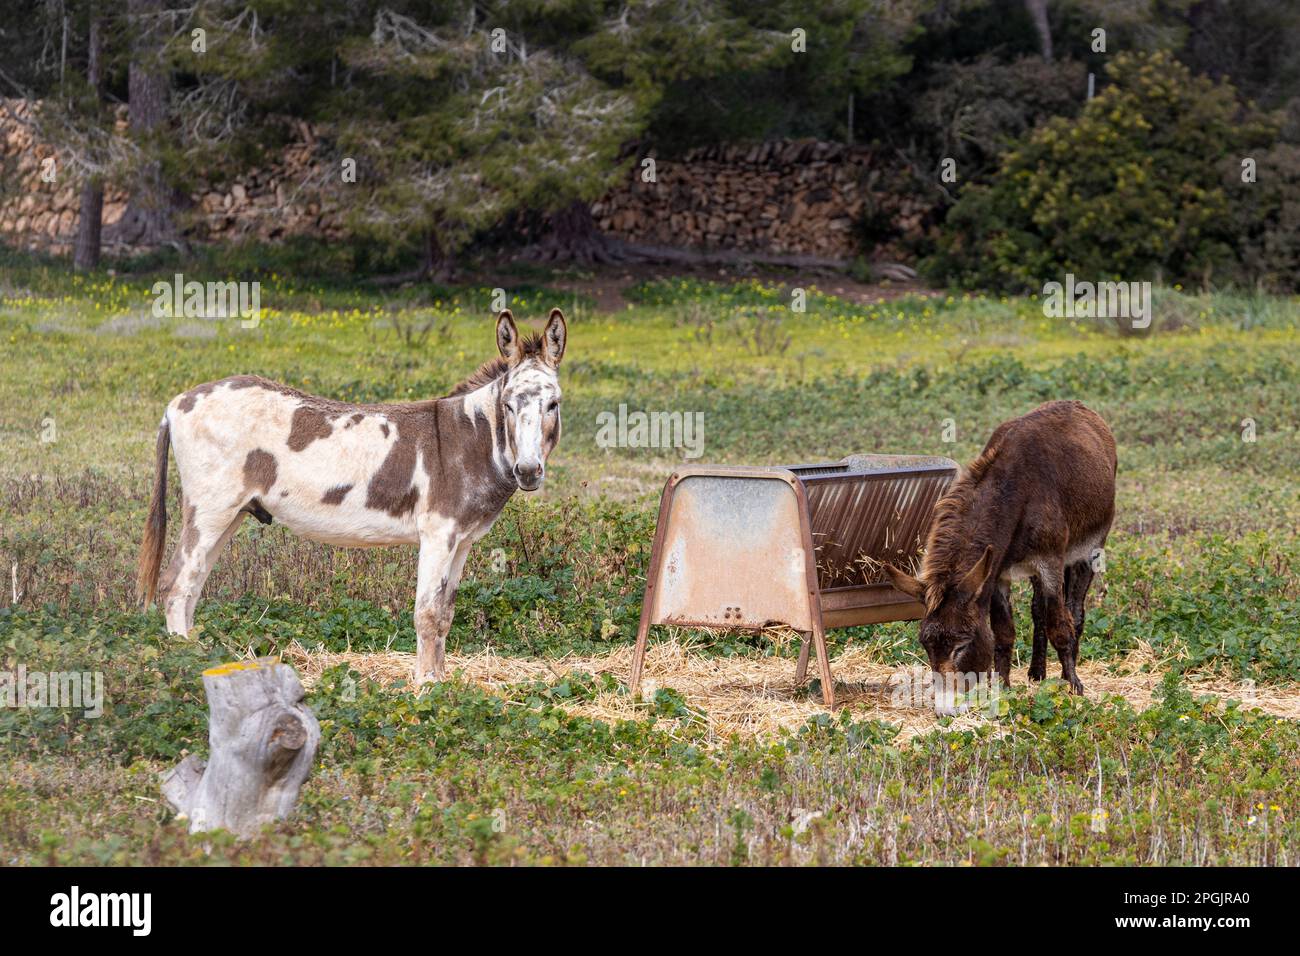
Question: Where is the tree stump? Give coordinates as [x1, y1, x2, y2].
[161, 659, 320, 838]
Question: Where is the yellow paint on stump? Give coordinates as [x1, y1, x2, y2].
[202, 659, 278, 678]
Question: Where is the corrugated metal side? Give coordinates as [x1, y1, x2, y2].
[800, 468, 956, 590]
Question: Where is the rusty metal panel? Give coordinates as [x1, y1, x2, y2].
[818, 584, 925, 628]
[787, 455, 958, 591]
[650, 471, 815, 632]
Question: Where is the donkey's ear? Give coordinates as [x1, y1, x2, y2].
[542, 308, 567, 367]
[884, 564, 926, 600]
[959, 545, 995, 595]
[496, 309, 521, 365]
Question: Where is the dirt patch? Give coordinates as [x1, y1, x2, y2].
[282, 638, 1300, 746]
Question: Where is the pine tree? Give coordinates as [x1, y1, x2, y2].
[313, 5, 637, 276]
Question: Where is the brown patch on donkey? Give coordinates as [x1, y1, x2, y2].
[885, 400, 1116, 708]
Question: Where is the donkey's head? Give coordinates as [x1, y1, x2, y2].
[886, 545, 996, 682]
[494, 308, 565, 491]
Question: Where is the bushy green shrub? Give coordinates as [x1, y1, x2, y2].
[926, 51, 1283, 291]
[914, 54, 1087, 186]
[1227, 143, 1300, 290]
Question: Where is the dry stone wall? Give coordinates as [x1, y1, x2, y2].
[591, 141, 929, 260]
[2, 100, 925, 261]
[0, 99, 345, 256]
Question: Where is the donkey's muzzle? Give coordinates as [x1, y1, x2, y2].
[514, 463, 544, 490]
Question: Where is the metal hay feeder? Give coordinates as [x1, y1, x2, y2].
[628, 454, 959, 706]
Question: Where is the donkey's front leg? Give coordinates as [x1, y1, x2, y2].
[990, 581, 1015, 687]
[414, 520, 463, 685]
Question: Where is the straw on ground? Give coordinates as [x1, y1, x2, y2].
[282, 637, 1300, 744]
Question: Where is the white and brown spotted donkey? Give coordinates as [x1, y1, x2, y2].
[137, 309, 566, 683]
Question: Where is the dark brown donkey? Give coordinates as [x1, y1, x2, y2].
[885, 401, 1116, 703]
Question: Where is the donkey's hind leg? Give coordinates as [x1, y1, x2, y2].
[1028, 576, 1050, 682]
[1037, 561, 1085, 695]
[1063, 558, 1095, 667]
[159, 502, 246, 635]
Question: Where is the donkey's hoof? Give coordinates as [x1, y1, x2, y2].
[1067, 676, 1085, 695]
[1027, 664, 1047, 682]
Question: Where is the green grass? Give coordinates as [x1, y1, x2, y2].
[1, 610, 1296, 865]
[1, 247, 1298, 864]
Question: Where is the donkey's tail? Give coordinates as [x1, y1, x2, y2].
[136, 417, 171, 606]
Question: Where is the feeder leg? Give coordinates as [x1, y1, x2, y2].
[812, 623, 835, 707]
[795, 633, 812, 683]
[630, 518, 667, 700]
[629, 617, 650, 699]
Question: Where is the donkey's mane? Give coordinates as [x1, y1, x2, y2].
[919, 430, 1006, 606]
[443, 332, 547, 398]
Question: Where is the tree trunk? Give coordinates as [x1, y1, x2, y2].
[161, 659, 320, 838]
[423, 230, 456, 281]
[107, 0, 176, 247]
[73, 12, 103, 272]
[74, 180, 104, 270]
[1025, 0, 1053, 62]
[529, 199, 628, 265]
